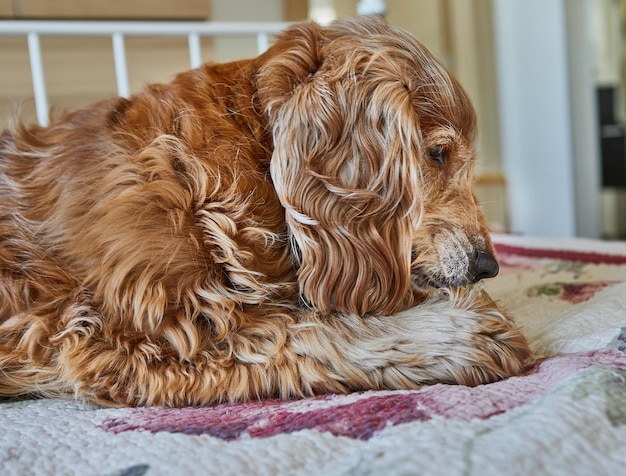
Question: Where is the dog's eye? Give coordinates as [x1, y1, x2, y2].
[428, 145, 448, 166]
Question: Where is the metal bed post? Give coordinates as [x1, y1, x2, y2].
[188, 32, 202, 68]
[26, 32, 49, 127]
[257, 32, 269, 54]
[112, 32, 130, 98]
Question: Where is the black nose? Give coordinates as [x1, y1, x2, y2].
[470, 250, 499, 282]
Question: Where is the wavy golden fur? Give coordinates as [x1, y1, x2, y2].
[0, 17, 529, 406]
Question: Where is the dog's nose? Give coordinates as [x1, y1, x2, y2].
[470, 250, 499, 282]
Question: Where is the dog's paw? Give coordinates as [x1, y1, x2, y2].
[383, 287, 531, 387]
[444, 288, 530, 385]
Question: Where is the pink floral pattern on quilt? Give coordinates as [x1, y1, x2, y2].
[100, 348, 626, 441]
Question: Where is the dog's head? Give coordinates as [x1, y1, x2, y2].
[257, 17, 498, 316]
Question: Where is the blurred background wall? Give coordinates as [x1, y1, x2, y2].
[1, 0, 625, 240]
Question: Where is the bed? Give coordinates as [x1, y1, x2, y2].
[0, 240, 626, 476]
[2, 19, 626, 476]
[1, 234, 625, 475]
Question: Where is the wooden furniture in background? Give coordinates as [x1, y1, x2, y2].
[0, 0, 13, 17]
[0, 0, 210, 19]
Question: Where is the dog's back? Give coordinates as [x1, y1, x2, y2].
[0, 58, 297, 403]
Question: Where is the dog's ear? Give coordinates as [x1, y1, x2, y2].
[259, 29, 423, 316]
[256, 22, 325, 118]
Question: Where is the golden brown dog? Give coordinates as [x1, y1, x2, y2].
[0, 17, 529, 406]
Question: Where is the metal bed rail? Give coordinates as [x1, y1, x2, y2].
[0, 20, 292, 126]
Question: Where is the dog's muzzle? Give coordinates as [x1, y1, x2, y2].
[410, 247, 500, 289]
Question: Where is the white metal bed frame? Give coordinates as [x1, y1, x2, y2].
[0, 20, 292, 127]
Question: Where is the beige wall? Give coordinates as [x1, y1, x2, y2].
[0, 0, 13, 17]
[210, 0, 284, 62]
[335, 0, 444, 56]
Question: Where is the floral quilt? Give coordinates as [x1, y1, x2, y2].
[2, 234, 626, 476]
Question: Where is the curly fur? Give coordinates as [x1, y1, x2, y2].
[0, 17, 529, 406]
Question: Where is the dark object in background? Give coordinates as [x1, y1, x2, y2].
[597, 86, 626, 188]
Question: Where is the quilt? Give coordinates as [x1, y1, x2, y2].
[1, 234, 626, 476]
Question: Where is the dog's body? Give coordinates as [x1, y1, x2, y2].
[0, 18, 529, 406]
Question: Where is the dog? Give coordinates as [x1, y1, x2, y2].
[0, 17, 529, 406]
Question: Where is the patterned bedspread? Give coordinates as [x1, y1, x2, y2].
[2, 235, 626, 476]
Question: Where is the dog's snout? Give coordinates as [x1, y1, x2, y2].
[470, 250, 499, 282]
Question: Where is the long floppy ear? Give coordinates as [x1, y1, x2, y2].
[257, 22, 423, 316]
[255, 22, 325, 118]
